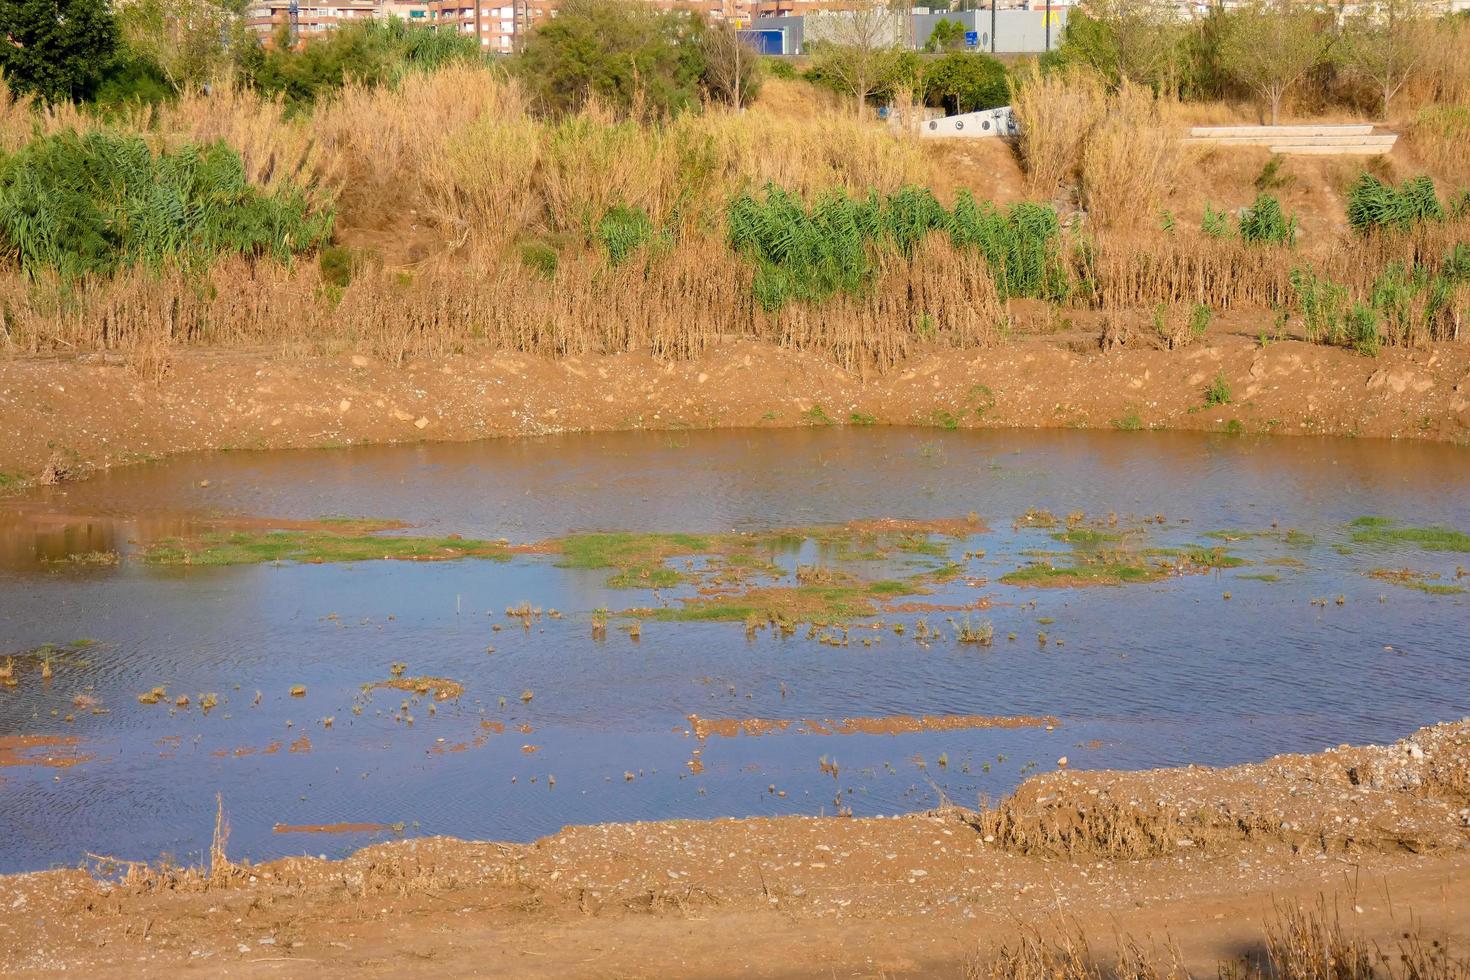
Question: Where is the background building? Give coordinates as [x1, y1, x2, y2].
[246, 0, 1071, 54]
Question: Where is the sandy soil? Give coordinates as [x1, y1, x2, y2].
[3, 324, 1468, 487]
[1, 720, 1466, 978]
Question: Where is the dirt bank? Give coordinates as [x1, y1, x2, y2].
[3, 324, 1469, 487]
[2, 720, 1466, 978]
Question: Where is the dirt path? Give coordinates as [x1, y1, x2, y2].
[3, 720, 1467, 978]
[3, 329, 1468, 487]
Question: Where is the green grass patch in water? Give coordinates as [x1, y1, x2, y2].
[647, 578, 922, 624]
[1051, 528, 1123, 547]
[1349, 518, 1470, 553]
[144, 530, 512, 566]
[1001, 562, 1165, 587]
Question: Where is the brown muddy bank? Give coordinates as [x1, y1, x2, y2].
[1, 719, 1467, 978]
[3, 330, 1469, 487]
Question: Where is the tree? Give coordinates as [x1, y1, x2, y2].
[1338, 0, 1439, 119]
[1102, 0, 1192, 94]
[115, 0, 235, 91]
[1218, 0, 1332, 125]
[1047, 0, 1195, 96]
[701, 21, 762, 110]
[0, 0, 119, 103]
[924, 18, 968, 53]
[805, 0, 903, 115]
[923, 52, 1009, 114]
[515, 0, 708, 118]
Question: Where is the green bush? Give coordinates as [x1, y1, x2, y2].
[1201, 204, 1232, 238]
[1288, 268, 1348, 344]
[519, 240, 560, 279]
[765, 57, 797, 80]
[1346, 173, 1444, 234]
[1238, 193, 1296, 246]
[597, 204, 656, 265]
[1205, 370, 1231, 406]
[317, 245, 355, 289]
[1345, 301, 1380, 356]
[0, 130, 333, 278]
[1188, 303, 1212, 339]
[727, 184, 1069, 311]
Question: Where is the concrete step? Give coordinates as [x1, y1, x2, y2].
[1189, 124, 1375, 138]
[1266, 142, 1394, 155]
[1184, 133, 1396, 147]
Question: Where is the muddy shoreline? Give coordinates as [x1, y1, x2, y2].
[1, 719, 1467, 978]
[3, 331, 1468, 487]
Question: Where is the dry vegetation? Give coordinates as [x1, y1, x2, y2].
[967, 901, 1470, 980]
[3, 40, 1470, 377]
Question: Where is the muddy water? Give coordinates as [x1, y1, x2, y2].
[1, 428, 1468, 874]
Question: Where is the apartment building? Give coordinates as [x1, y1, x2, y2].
[248, 0, 748, 51]
[246, 0, 388, 37]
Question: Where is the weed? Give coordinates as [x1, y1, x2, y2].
[1110, 410, 1143, 431]
[802, 404, 834, 426]
[1204, 370, 1231, 406]
[848, 411, 876, 426]
[955, 616, 994, 645]
[1202, 203, 1233, 238]
[1238, 193, 1297, 246]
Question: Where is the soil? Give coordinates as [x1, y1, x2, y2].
[1, 719, 1466, 978]
[2, 325, 1468, 489]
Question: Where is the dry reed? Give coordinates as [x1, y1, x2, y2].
[1080, 83, 1183, 230]
[1009, 64, 1108, 199]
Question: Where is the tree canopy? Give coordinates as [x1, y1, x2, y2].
[0, 0, 119, 103]
[514, 0, 710, 118]
[923, 52, 1009, 114]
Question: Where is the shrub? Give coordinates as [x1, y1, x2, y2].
[1238, 193, 1295, 246]
[1346, 173, 1443, 234]
[1189, 302, 1212, 339]
[765, 58, 798, 80]
[1205, 370, 1231, 405]
[597, 204, 657, 265]
[0, 130, 333, 278]
[1201, 204, 1232, 238]
[1345, 301, 1380, 356]
[727, 184, 1068, 309]
[1289, 268, 1348, 344]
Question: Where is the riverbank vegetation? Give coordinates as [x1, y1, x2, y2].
[2, 0, 1470, 377]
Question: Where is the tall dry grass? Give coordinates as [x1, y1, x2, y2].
[1009, 64, 1108, 199]
[0, 233, 1002, 373]
[1080, 83, 1183, 230]
[964, 901, 1468, 980]
[5, 62, 1470, 372]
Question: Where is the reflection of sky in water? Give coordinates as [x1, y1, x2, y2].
[0, 427, 1467, 873]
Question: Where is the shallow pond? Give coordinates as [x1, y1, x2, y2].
[1, 428, 1468, 874]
